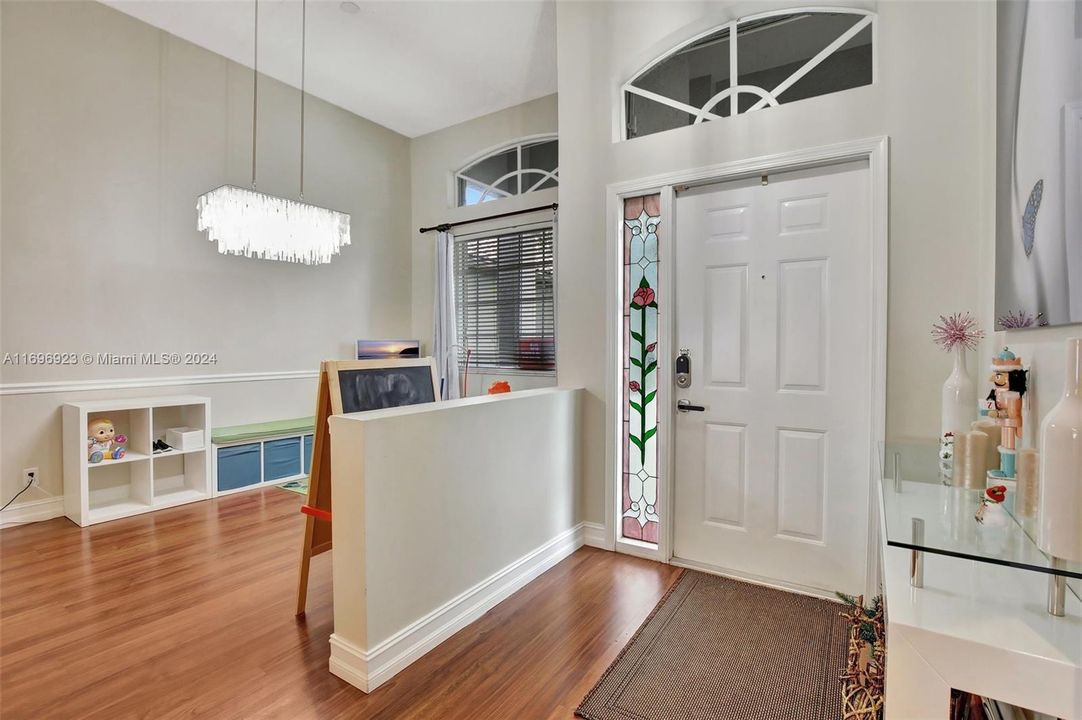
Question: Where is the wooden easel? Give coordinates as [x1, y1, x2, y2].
[295, 358, 439, 615]
[295, 362, 334, 616]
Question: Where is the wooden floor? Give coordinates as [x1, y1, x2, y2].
[1, 488, 681, 719]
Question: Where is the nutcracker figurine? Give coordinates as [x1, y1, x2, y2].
[982, 347, 1028, 480]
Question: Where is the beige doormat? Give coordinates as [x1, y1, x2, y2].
[576, 570, 848, 720]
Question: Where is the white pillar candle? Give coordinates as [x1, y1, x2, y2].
[954, 431, 989, 490]
[972, 419, 1003, 472]
[1016, 448, 1039, 519]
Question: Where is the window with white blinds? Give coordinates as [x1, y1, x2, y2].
[454, 225, 555, 373]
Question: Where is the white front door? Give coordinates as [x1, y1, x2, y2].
[673, 160, 873, 595]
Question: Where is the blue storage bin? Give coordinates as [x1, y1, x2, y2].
[264, 437, 301, 482]
[303, 434, 313, 473]
[217, 443, 261, 491]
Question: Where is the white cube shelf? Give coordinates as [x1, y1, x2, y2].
[63, 395, 211, 526]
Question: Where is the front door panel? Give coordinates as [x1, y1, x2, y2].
[673, 161, 872, 595]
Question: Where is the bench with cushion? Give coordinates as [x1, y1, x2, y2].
[212, 417, 315, 494]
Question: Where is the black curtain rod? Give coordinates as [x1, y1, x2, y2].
[419, 202, 558, 234]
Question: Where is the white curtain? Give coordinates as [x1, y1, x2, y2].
[434, 229, 460, 399]
[551, 209, 558, 371]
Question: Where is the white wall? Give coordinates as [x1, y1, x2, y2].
[555, 0, 999, 525]
[328, 388, 582, 690]
[409, 94, 558, 396]
[0, 1, 413, 502]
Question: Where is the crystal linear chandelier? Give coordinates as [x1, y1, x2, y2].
[197, 0, 351, 265]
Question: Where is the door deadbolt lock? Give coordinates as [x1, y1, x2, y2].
[676, 349, 691, 389]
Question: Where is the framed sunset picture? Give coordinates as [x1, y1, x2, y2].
[355, 339, 421, 360]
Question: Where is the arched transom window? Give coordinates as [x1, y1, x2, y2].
[455, 136, 559, 207]
[623, 9, 875, 140]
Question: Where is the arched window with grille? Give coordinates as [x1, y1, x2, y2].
[455, 135, 558, 207]
[622, 9, 875, 140]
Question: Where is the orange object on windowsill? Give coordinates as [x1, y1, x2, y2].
[488, 380, 511, 394]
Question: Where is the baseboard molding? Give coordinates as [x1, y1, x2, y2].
[582, 521, 609, 549]
[0, 494, 65, 528]
[0, 369, 318, 396]
[329, 522, 586, 693]
[328, 636, 371, 692]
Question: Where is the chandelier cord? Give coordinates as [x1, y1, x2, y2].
[197, 0, 351, 265]
[300, 0, 306, 200]
[251, 0, 259, 189]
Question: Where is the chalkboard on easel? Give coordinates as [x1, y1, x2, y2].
[296, 357, 439, 615]
[336, 364, 437, 414]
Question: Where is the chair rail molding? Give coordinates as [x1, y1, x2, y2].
[0, 370, 319, 396]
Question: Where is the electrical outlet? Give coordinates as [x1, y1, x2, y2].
[23, 467, 39, 487]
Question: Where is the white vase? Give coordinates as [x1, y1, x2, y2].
[1038, 337, 1082, 562]
[941, 347, 976, 441]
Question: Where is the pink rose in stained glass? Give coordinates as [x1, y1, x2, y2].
[631, 287, 655, 308]
[628, 380, 640, 392]
[645, 342, 657, 353]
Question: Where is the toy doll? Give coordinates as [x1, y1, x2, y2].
[983, 348, 1027, 480]
[87, 418, 127, 463]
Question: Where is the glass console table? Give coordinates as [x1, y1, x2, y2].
[879, 441, 1081, 616]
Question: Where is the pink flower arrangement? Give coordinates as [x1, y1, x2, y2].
[931, 312, 984, 352]
[632, 287, 655, 308]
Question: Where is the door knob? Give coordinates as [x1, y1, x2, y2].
[677, 399, 705, 412]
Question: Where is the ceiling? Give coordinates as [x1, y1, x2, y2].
[103, 0, 557, 137]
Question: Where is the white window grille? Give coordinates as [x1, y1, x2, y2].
[455, 136, 559, 207]
[622, 9, 875, 140]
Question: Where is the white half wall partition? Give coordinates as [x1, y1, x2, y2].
[327, 387, 584, 693]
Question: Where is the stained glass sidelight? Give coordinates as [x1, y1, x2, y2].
[621, 194, 661, 544]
